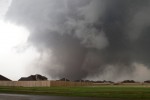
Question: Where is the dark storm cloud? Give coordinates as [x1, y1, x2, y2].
[6, 0, 150, 80]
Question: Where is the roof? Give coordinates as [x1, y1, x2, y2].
[59, 78, 70, 81]
[18, 74, 48, 81]
[0, 75, 11, 81]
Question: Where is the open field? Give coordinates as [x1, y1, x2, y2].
[0, 85, 150, 99]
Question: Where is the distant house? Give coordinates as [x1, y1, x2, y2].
[144, 80, 150, 83]
[59, 78, 70, 81]
[74, 80, 85, 82]
[121, 80, 135, 83]
[74, 80, 92, 82]
[0, 75, 11, 81]
[18, 74, 48, 81]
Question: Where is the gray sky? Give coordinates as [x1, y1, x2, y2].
[0, 0, 42, 80]
[0, 0, 11, 18]
[1, 0, 150, 81]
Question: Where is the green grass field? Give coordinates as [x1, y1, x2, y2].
[0, 85, 150, 99]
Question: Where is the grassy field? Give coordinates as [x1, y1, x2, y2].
[0, 85, 150, 99]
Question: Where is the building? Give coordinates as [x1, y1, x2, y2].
[59, 78, 70, 81]
[18, 74, 48, 81]
[0, 75, 11, 81]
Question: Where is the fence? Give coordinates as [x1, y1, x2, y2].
[0, 81, 92, 87]
[50, 81, 92, 87]
[0, 81, 51, 87]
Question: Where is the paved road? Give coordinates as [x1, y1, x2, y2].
[0, 94, 111, 100]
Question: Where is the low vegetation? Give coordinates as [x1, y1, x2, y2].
[0, 85, 150, 99]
